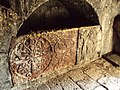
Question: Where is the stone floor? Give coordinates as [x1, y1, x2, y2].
[26, 58, 120, 90]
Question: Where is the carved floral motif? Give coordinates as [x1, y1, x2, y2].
[9, 29, 77, 84]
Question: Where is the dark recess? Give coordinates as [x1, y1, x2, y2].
[0, 0, 10, 8]
[102, 53, 119, 67]
[113, 14, 120, 55]
[17, 0, 99, 37]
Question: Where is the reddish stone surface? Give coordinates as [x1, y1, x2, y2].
[9, 29, 78, 85]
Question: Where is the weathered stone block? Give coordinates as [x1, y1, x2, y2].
[67, 68, 100, 90]
[46, 75, 83, 90]
[77, 26, 101, 64]
[0, 6, 20, 53]
[98, 76, 120, 90]
[0, 53, 12, 90]
[9, 28, 78, 85]
[83, 61, 110, 81]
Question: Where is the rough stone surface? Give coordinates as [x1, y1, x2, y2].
[1, 0, 120, 90]
[46, 78, 63, 90]
[9, 25, 102, 86]
[0, 6, 20, 90]
[77, 26, 101, 64]
[59, 77, 83, 90]
[37, 84, 51, 90]
[94, 86, 107, 90]
[9, 28, 77, 85]
[98, 76, 120, 90]
[0, 53, 12, 90]
[86, 0, 119, 54]
[67, 69, 100, 90]
[25, 58, 120, 90]
[46, 75, 83, 90]
[9, 0, 120, 55]
[0, 6, 20, 53]
[83, 58, 111, 80]
[83, 58, 120, 90]
[9, 0, 48, 19]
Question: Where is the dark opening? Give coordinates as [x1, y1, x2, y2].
[0, 0, 10, 8]
[17, 0, 99, 37]
[113, 14, 120, 55]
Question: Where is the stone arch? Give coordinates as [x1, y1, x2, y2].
[8, 0, 102, 85]
[16, 0, 100, 36]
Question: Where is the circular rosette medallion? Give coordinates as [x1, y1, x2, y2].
[9, 35, 53, 80]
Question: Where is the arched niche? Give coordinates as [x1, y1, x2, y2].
[9, 0, 101, 85]
[16, 0, 100, 37]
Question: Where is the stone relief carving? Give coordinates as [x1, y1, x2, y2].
[77, 26, 101, 63]
[9, 29, 77, 84]
[9, 26, 101, 85]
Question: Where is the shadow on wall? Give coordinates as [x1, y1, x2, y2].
[113, 14, 120, 55]
[0, 0, 10, 8]
[17, 0, 100, 37]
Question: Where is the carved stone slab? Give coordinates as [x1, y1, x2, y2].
[77, 26, 101, 63]
[9, 28, 78, 85]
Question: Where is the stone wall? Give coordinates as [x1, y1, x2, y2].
[10, 26, 101, 90]
[10, 0, 49, 19]
[9, 29, 77, 85]
[0, 6, 21, 90]
[8, 0, 120, 55]
[77, 26, 101, 64]
[86, 0, 119, 54]
[0, 0, 120, 90]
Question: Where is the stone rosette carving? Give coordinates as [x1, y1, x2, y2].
[9, 29, 77, 85]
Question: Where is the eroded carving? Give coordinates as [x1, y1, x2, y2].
[77, 26, 101, 63]
[9, 29, 77, 84]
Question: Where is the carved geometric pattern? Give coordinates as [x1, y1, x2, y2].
[9, 29, 77, 85]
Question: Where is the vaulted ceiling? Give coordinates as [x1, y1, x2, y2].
[15, 0, 99, 36]
[0, 0, 100, 36]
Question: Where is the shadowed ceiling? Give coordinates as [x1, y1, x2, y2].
[11, 0, 99, 36]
